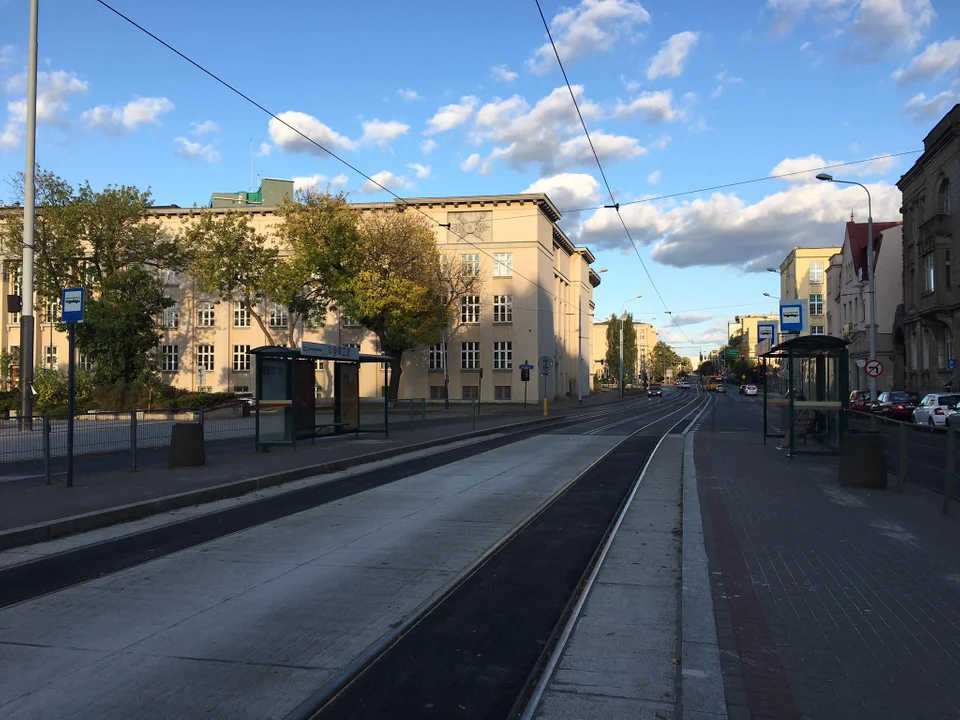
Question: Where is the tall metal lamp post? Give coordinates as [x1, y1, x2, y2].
[817, 173, 876, 403]
[620, 295, 642, 398]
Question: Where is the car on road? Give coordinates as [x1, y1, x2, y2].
[647, 385, 663, 397]
[679, 381, 691, 389]
[873, 391, 919, 422]
[715, 383, 727, 393]
[913, 393, 960, 426]
[739, 384, 747, 395]
[744, 384, 758, 396]
[848, 390, 872, 413]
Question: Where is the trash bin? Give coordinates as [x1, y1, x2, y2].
[839, 429, 886, 489]
[169, 423, 206, 467]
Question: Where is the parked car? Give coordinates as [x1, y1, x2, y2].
[873, 391, 919, 422]
[648, 385, 663, 397]
[913, 393, 960, 426]
[849, 390, 872, 413]
[744, 384, 758, 397]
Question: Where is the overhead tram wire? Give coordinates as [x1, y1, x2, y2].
[533, 0, 699, 349]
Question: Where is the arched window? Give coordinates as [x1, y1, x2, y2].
[939, 179, 951, 215]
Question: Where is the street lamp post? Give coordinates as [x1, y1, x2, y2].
[817, 173, 876, 403]
[620, 295, 642, 398]
[20, 0, 39, 426]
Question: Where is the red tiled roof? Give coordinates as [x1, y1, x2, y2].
[846, 221, 901, 280]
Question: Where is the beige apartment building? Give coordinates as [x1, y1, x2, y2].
[591, 320, 658, 384]
[777, 247, 841, 337]
[728, 313, 779, 359]
[0, 188, 602, 404]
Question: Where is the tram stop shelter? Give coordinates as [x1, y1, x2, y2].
[249, 342, 392, 451]
[760, 335, 850, 457]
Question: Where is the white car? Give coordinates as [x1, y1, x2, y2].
[744, 384, 758, 396]
[913, 393, 960, 426]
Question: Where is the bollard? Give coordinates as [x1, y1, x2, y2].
[898, 421, 907, 493]
[43, 416, 51, 486]
[198, 406, 205, 428]
[944, 428, 956, 515]
[130, 410, 138, 472]
[543, 398, 549, 418]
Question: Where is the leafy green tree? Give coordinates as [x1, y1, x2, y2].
[650, 341, 682, 381]
[698, 359, 716, 375]
[604, 313, 638, 384]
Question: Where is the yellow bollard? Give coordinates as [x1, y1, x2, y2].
[543, 399, 549, 417]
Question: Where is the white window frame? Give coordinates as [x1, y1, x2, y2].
[160, 269, 179, 286]
[233, 302, 250, 328]
[809, 293, 823, 316]
[233, 344, 251, 372]
[493, 294, 513, 323]
[461, 295, 481, 324]
[197, 301, 216, 328]
[493, 341, 513, 370]
[428, 342, 446, 371]
[925, 253, 936, 293]
[461, 341, 480, 370]
[197, 344, 215, 372]
[809, 261, 824, 284]
[811, 325, 825, 336]
[43, 345, 58, 370]
[269, 302, 289, 328]
[462, 253, 481, 277]
[493, 252, 513, 277]
[161, 345, 179, 372]
[78, 351, 94, 372]
[163, 304, 180, 329]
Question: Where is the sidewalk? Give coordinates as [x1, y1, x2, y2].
[0, 391, 624, 540]
[696, 394, 960, 720]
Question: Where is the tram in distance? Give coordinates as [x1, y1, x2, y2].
[700, 375, 724, 391]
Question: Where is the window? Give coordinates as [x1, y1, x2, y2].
[43, 345, 58, 370]
[234, 385, 249, 393]
[314, 359, 325, 371]
[161, 345, 179, 372]
[198, 386, 212, 394]
[197, 301, 216, 328]
[495, 385, 512, 400]
[43, 298, 59, 323]
[197, 344, 215, 372]
[160, 269, 179, 286]
[947, 249, 952, 290]
[462, 253, 481, 277]
[809, 293, 824, 316]
[493, 295, 513, 323]
[429, 342, 446, 371]
[9, 346, 19, 367]
[925, 254, 935, 293]
[233, 302, 250, 328]
[809, 262, 824, 284]
[940, 179, 952, 214]
[493, 253, 513, 277]
[430, 385, 448, 399]
[493, 341, 513, 370]
[78, 352, 94, 372]
[811, 325, 825, 335]
[948, 330, 955, 369]
[461, 295, 481, 324]
[461, 341, 480, 370]
[342, 313, 361, 328]
[233, 344, 251, 372]
[163, 304, 179, 329]
[462, 385, 479, 400]
[269, 302, 288, 328]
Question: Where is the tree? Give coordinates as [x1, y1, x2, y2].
[604, 313, 638, 384]
[650, 341, 682, 381]
[698, 360, 716, 375]
[1, 169, 181, 385]
[324, 208, 479, 400]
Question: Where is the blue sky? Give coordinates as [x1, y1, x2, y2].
[1, 0, 958, 355]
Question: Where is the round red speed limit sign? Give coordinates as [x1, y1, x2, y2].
[865, 359, 884, 378]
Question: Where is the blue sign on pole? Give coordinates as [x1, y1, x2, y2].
[949, 359, 956, 370]
[779, 301, 806, 334]
[61, 287, 84, 323]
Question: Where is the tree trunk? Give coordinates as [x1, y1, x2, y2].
[383, 347, 404, 401]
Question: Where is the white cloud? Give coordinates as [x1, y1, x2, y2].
[360, 118, 410, 147]
[902, 89, 959, 122]
[620, 75, 641, 93]
[397, 88, 420, 101]
[173, 137, 219, 163]
[578, 180, 901, 271]
[523, 173, 600, 210]
[0, 45, 15, 66]
[0, 121, 18, 148]
[407, 162, 431, 179]
[460, 153, 483, 172]
[647, 169, 661, 185]
[268, 110, 355, 154]
[257, 142, 271, 157]
[528, 0, 651, 74]
[613, 90, 685, 123]
[293, 173, 349, 193]
[491, 65, 519, 83]
[82, 96, 173, 134]
[646, 31, 700, 80]
[711, 71, 743, 99]
[358, 170, 410, 194]
[770, 153, 895, 182]
[424, 95, 477, 134]
[800, 41, 812, 52]
[651, 134, 671, 149]
[6, 70, 88, 125]
[190, 120, 219, 135]
[670, 312, 712, 326]
[892, 39, 960, 85]
[474, 86, 643, 174]
[421, 138, 437, 154]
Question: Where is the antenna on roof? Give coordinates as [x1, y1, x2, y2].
[850, 209, 855, 222]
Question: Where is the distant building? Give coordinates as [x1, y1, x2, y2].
[897, 104, 959, 393]
[592, 320, 658, 384]
[778, 247, 842, 337]
[728, 313, 779, 359]
[210, 178, 294, 208]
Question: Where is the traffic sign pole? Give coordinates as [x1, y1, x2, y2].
[61, 287, 84, 489]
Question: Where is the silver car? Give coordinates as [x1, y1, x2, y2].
[913, 393, 960, 426]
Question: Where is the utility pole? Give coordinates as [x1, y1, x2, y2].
[20, 0, 39, 426]
[619, 314, 624, 399]
[577, 294, 583, 405]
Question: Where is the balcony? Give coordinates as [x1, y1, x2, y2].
[920, 212, 952, 239]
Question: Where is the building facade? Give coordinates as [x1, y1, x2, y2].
[0, 191, 602, 404]
[898, 104, 960, 394]
[728, 313, 779, 359]
[591, 320, 658, 384]
[778, 247, 841, 337]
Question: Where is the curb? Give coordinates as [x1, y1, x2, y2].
[680, 430, 729, 719]
[0, 407, 607, 552]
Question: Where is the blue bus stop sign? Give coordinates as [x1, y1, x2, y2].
[949, 359, 956, 370]
[61, 288, 84, 323]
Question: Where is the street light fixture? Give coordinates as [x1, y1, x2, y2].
[817, 172, 877, 403]
[763, 292, 780, 300]
[620, 295, 642, 398]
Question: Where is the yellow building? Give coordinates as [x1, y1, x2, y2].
[1, 191, 602, 403]
[728, 313, 780, 359]
[591, 320, 658, 383]
[777, 247, 841, 337]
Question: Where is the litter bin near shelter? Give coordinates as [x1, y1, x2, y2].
[839, 429, 887, 489]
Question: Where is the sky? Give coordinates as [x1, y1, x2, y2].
[1, 0, 958, 357]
